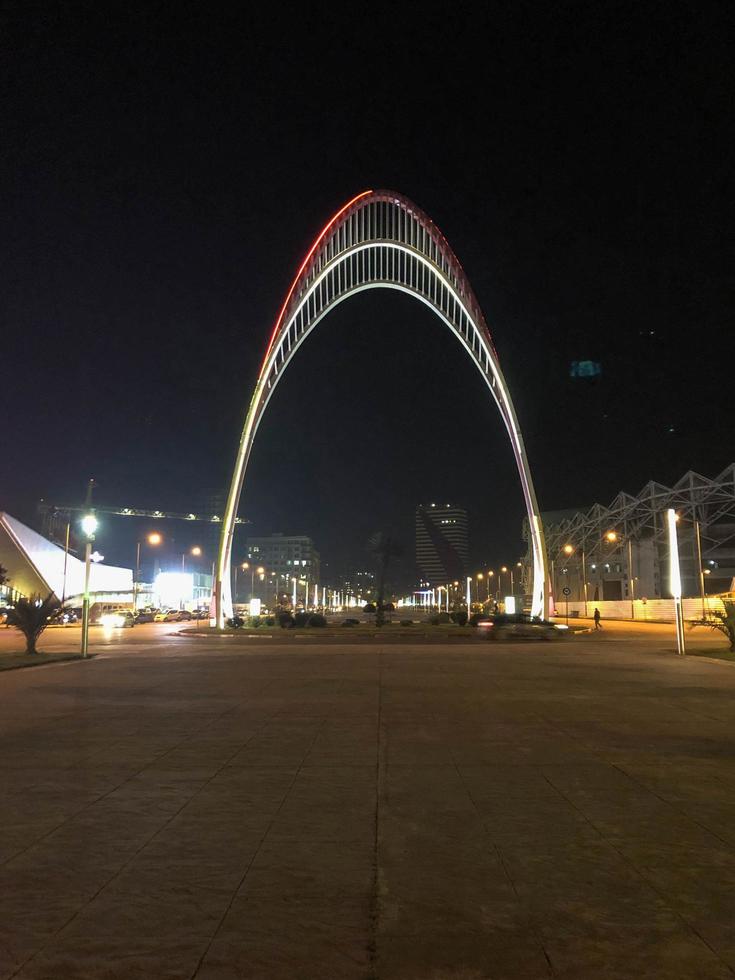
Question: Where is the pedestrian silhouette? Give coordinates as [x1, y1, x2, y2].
[593, 607, 602, 630]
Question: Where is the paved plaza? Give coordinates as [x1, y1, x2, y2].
[1, 627, 735, 978]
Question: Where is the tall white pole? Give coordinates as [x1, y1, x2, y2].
[667, 508, 686, 656]
[465, 576, 471, 616]
[81, 538, 92, 659]
[292, 577, 297, 608]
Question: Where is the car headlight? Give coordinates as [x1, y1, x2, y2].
[100, 613, 124, 627]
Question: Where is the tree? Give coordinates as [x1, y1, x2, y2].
[710, 600, 735, 652]
[7, 594, 60, 655]
[367, 532, 402, 627]
[0, 564, 8, 588]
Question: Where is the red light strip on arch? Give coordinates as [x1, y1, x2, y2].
[260, 189, 373, 374]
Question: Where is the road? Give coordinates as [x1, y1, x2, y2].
[0, 625, 734, 978]
[0, 617, 727, 661]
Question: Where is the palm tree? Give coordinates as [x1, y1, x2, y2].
[367, 532, 402, 627]
[7, 594, 60, 655]
[711, 600, 735, 652]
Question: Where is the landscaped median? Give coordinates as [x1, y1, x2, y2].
[0, 650, 91, 671]
[177, 621, 585, 643]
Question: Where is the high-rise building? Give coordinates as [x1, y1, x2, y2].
[245, 534, 320, 584]
[415, 504, 468, 586]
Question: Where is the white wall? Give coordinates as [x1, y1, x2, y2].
[555, 597, 726, 622]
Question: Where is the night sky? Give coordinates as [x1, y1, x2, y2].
[2, 2, 733, 584]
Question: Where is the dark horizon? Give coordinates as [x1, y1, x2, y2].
[3, 2, 733, 582]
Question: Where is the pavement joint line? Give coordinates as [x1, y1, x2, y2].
[5, 687, 283, 977]
[0, 697, 220, 871]
[366, 647, 384, 980]
[533, 708, 735, 854]
[549, 778, 735, 977]
[448, 727, 557, 975]
[188, 712, 331, 979]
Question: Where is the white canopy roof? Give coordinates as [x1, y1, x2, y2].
[0, 512, 133, 601]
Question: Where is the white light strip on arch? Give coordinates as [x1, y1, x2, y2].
[214, 193, 548, 625]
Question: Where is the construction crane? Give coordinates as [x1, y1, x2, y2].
[38, 501, 248, 524]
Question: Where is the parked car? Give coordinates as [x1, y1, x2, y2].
[99, 610, 135, 628]
[153, 611, 170, 622]
[477, 613, 568, 641]
[134, 610, 156, 623]
[164, 609, 191, 622]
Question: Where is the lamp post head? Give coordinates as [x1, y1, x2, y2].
[563, 544, 574, 555]
[147, 532, 162, 546]
[501, 566, 508, 573]
[81, 514, 98, 538]
[605, 531, 618, 543]
[190, 546, 202, 557]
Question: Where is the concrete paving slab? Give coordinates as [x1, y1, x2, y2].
[1, 631, 735, 977]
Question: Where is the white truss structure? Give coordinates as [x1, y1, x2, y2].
[214, 190, 548, 625]
[542, 465, 735, 597]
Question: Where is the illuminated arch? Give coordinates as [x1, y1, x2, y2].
[214, 190, 548, 625]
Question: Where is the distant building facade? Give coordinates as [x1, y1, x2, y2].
[415, 504, 468, 586]
[245, 534, 321, 585]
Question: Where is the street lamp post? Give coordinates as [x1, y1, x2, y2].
[667, 509, 686, 655]
[563, 543, 588, 618]
[182, 545, 202, 572]
[135, 532, 162, 612]
[465, 576, 471, 618]
[694, 519, 707, 619]
[80, 512, 98, 659]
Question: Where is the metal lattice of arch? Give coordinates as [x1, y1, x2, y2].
[214, 190, 548, 625]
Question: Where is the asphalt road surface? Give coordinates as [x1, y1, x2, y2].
[0, 623, 734, 978]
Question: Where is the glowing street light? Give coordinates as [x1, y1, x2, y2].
[134, 532, 162, 611]
[562, 543, 588, 617]
[182, 545, 203, 572]
[667, 508, 686, 655]
[80, 512, 98, 659]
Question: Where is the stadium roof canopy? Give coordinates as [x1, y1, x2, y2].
[0, 512, 132, 603]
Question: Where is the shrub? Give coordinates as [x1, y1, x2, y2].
[428, 615, 440, 626]
[711, 600, 735, 651]
[380, 602, 395, 612]
[469, 613, 484, 627]
[400, 619, 413, 627]
[341, 618, 360, 627]
[293, 612, 309, 627]
[363, 603, 376, 614]
[309, 613, 327, 627]
[248, 616, 262, 628]
[226, 615, 244, 628]
[7, 593, 60, 655]
[455, 610, 468, 626]
[437, 611, 451, 624]
[278, 612, 294, 629]
[265, 616, 275, 627]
